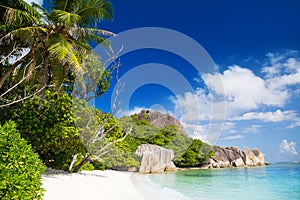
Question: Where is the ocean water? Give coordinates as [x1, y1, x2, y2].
[146, 163, 300, 200]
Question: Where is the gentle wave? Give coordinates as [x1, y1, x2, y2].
[144, 174, 191, 200]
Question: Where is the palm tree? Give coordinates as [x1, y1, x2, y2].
[0, 0, 114, 91]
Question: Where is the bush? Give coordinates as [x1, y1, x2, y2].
[0, 121, 45, 200]
[0, 91, 86, 170]
[175, 139, 215, 167]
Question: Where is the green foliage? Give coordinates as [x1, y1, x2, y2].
[100, 145, 140, 169]
[0, 121, 45, 200]
[92, 160, 106, 170]
[0, 90, 86, 170]
[0, 0, 114, 99]
[175, 139, 215, 167]
[98, 115, 195, 169]
[72, 154, 95, 172]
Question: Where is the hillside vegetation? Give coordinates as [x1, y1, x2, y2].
[100, 110, 215, 169]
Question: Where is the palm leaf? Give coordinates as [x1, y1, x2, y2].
[85, 27, 115, 37]
[0, 5, 42, 26]
[16, 0, 43, 18]
[51, 9, 81, 26]
[77, 0, 113, 26]
[47, 33, 81, 72]
[69, 27, 113, 46]
[0, 26, 47, 46]
[51, 0, 79, 12]
[51, 61, 68, 88]
[31, 2, 50, 17]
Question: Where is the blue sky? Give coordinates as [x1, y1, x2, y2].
[33, 0, 300, 162]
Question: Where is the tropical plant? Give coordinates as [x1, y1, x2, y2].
[0, 0, 114, 104]
[175, 139, 215, 167]
[0, 90, 87, 169]
[0, 121, 45, 200]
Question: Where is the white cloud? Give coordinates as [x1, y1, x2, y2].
[287, 118, 300, 129]
[170, 51, 300, 138]
[203, 65, 290, 117]
[222, 134, 244, 140]
[222, 122, 238, 134]
[24, 0, 43, 5]
[279, 139, 298, 155]
[242, 125, 262, 134]
[188, 51, 300, 119]
[171, 88, 212, 122]
[116, 106, 147, 118]
[182, 123, 207, 140]
[230, 109, 297, 122]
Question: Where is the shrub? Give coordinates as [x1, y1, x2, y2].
[175, 139, 215, 167]
[0, 121, 45, 200]
[0, 91, 86, 170]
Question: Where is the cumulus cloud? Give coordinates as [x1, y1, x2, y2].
[279, 139, 298, 155]
[173, 51, 300, 121]
[170, 51, 300, 138]
[170, 88, 212, 122]
[230, 109, 298, 122]
[203, 65, 290, 117]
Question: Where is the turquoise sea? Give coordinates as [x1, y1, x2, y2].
[146, 163, 300, 200]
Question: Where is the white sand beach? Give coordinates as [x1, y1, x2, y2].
[42, 169, 187, 200]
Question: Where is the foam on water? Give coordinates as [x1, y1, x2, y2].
[130, 173, 190, 200]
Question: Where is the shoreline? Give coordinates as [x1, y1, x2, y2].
[42, 169, 188, 200]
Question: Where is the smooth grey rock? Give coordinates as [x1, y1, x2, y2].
[206, 146, 265, 168]
[136, 144, 177, 173]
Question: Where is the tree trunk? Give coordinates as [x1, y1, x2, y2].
[73, 154, 90, 173]
[69, 154, 78, 172]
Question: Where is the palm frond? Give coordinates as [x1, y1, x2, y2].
[32, 2, 50, 17]
[77, 0, 113, 26]
[69, 27, 113, 46]
[0, 26, 47, 46]
[51, 0, 79, 12]
[51, 62, 68, 88]
[85, 27, 115, 37]
[51, 9, 81, 27]
[0, 5, 42, 27]
[47, 33, 81, 72]
[16, 0, 43, 18]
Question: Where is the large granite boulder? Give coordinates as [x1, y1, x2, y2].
[251, 148, 265, 166]
[244, 146, 256, 166]
[211, 147, 231, 168]
[203, 146, 265, 168]
[136, 144, 177, 173]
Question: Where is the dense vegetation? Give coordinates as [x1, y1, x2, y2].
[0, 0, 216, 198]
[175, 139, 215, 167]
[0, 121, 45, 200]
[98, 113, 214, 170]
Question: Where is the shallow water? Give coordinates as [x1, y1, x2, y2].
[146, 163, 300, 200]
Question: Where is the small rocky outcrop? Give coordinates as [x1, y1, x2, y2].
[136, 144, 177, 173]
[203, 146, 265, 168]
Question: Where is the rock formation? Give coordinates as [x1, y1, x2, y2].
[203, 146, 265, 168]
[136, 144, 177, 173]
[137, 110, 189, 136]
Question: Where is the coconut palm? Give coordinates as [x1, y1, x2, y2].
[0, 0, 114, 91]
